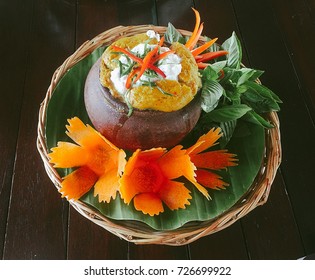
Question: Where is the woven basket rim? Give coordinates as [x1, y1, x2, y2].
[37, 25, 282, 246]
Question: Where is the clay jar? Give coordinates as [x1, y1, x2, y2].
[84, 58, 201, 151]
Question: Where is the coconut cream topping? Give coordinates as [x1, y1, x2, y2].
[109, 31, 182, 95]
[146, 29, 161, 41]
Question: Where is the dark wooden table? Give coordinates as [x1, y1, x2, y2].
[1, 0, 314, 260]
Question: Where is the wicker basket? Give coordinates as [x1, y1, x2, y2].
[37, 25, 281, 246]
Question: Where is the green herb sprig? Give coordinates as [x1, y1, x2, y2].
[164, 25, 282, 146]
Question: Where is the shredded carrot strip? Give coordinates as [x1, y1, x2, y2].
[158, 36, 165, 47]
[111, 45, 142, 64]
[134, 45, 160, 83]
[197, 62, 210, 69]
[219, 69, 225, 79]
[149, 64, 166, 78]
[151, 50, 174, 64]
[187, 22, 204, 50]
[196, 50, 229, 62]
[126, 67, 140, 89]
[191, 38, 218, 57]
[134, 36, 165, 83]
[111, 41, 166, 83]
[185, 8, 201, 49]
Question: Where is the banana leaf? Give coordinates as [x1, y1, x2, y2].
[46, 48, 265, 230]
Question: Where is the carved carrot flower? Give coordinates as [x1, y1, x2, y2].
[187, 127, 238, 198]
[48, 117, 126, 202]
[119, 147, 193, 216]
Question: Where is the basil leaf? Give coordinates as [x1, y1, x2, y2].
[236, 84, 248, 95]
[241, 81, 281, 112]
[222, 32, 242, 69]
[219, 119, 237, 148]
[246, 81, 282, 103]
[164, 22, 184, 44]
[210, 60, 227, 74]
[237, 68, 265, 86]
[202, 104, 252, 122]
[202, 64, 219, 81]
[225, 89, 241, 104]
[220, 67, 241, 85]
[242, 92, 279, 113]
[220, 67, 263, 87]
[201, 79, 224, 113]
[242, 111, 274, 128]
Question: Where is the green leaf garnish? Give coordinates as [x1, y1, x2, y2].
[202, 104, 252, 123]
[156, 85, 174, 96]
[124, 90, 134, 117]
[242, 111, 274, 128]
[237, 68, 264, 86]
[219, 120, 237, 148]
[164, 22, 185, 44]
[222, 32, 242, 69]
[201, 79, 224, 113]
[241, 81, 281, 113]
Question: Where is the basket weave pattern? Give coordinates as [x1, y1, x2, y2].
[37, 25, 281, 245]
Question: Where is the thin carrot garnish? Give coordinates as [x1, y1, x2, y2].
[134, 44, 160, 83]
[134, 36, 166, 83]
[126, 67, 140, 89]
[196, 50, 229, 62]
[185, 8, 201, 49]
[219, 69, 225, 79]
[112, 37, 169, 88]
[158, 36, 165, 47]
[111, 45, 163, 76]
[149, 65, 166, 78]
[183, 8, 229, 69]
[111, 45, 143, 64]
[197, 62, 210, 69]
[191, 38, 218, 57]
[187, 22, 204, 50]
[151, 50, 174, 64]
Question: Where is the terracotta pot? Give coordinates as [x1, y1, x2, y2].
[84, 58, 201, 151]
